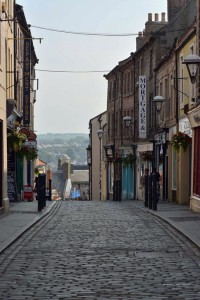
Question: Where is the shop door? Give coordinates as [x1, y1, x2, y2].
[193, 127, 200, 196]
[122, 165, 133, 200]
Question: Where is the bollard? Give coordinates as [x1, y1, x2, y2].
[144, 174, 149, 207]
[148, 174, 152, 209]
[49, 179, 52, 201]
[152, 173, 157, 211]
[38, 174, 46, 211]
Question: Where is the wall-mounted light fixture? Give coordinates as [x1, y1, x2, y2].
[182, 54, 200, 84]
[97, 129, 103, 140]
[152, 96, 165, 113]
[123, 116, 132, 128]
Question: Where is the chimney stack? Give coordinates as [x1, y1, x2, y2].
[167, 0, 187, 22]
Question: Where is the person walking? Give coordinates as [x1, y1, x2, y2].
[140, 168, 149, 206]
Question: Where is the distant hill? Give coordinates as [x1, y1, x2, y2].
[37, 133, 88, 142]
[37, 133, 89, 169]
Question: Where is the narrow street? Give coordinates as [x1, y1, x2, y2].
[0, 200, 200, 299]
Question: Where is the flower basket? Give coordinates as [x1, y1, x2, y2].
[7, 131, 27, 152]
[171, 132, 192, 152]
[140, 151, 153, 162]
[123, 153, 137, 166]
[17, 147, 38, 161]
[113, 157, 122, 165]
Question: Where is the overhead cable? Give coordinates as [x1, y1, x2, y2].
[30, 25, 187, 37]
[35, 69, 110, 73]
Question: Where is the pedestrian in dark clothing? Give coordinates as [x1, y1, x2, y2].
[152, 167, 160, 202]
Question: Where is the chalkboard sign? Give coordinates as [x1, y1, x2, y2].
[7, 151, 15, 172]
[7, 172, 17, 202]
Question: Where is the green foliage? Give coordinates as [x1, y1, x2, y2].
[171, 132, 192, 152]
[7, 131, 27, 151]
[18, 147, 38, 161]
[123, 154, 137, 166]
[37, 133, 89, 165]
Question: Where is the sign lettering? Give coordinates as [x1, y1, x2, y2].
[139, 76, 146, 139]
[23, 40, 31, 125]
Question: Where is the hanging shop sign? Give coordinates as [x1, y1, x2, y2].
[139, 75, 146, 139]
[155, 131, 167, 144]
[23, 140, 37, 148]
[23, 39, 31, 125]
[188, 105, 200, 128]
[137, 143, 153, 152]
[179, 117, 192, 137]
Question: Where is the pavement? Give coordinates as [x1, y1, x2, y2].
[1, 198, 200, 255]
[129, 200, 200, 249]
[0, 200, 57, 254]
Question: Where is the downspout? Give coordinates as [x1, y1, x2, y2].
[131, 52, 137, 199]
[133, 56, 137, 199]
[13, 1, 17, 102]
[175, 49, 179, 131]
[153, 70, 157, 170]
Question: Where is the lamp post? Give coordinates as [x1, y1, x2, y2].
[97, 129, 103, 201]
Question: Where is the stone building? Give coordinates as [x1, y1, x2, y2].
[187, 0, 200, 212]
[88, 112, 107, 201]
[102, 0, 196, 203]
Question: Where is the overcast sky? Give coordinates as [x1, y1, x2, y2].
[16, 0, 167, 134]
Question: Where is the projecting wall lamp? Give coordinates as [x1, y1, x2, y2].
[152, 96, 165, 113]
[182, 54, 200, 84]
[123, 116, 132, 127]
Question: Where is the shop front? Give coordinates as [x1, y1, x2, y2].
[136, 143, 153, 201]
[188, 105, 200, 212]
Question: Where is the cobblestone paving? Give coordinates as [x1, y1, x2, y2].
[0, 201, 200, 299]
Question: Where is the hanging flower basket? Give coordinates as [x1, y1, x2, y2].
[113, 157, 122, 165]
[7, 131, 27, 152]
[17, 147, 38, 161]
[140, 151, 153, 162]
[123, 153, 137, 166]
[171, 131, 192, 152]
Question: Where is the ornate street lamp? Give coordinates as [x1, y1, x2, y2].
[123, 116, 132, 128]
[97, 129, 103, 139]
[152, 96, 165, 113]
[182, 54, 200, 84]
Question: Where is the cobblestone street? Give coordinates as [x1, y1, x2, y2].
[0, 200, 200, 299]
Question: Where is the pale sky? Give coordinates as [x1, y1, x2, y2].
[16, 0, 167, 134]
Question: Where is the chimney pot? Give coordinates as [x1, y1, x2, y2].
[161, 12, 166, 22]
[148, 13, 152, 22]
[155, 13, 159, 21]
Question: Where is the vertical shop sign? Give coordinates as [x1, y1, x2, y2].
[139, 76, 146, 139]
[23, 39, 31, 125]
